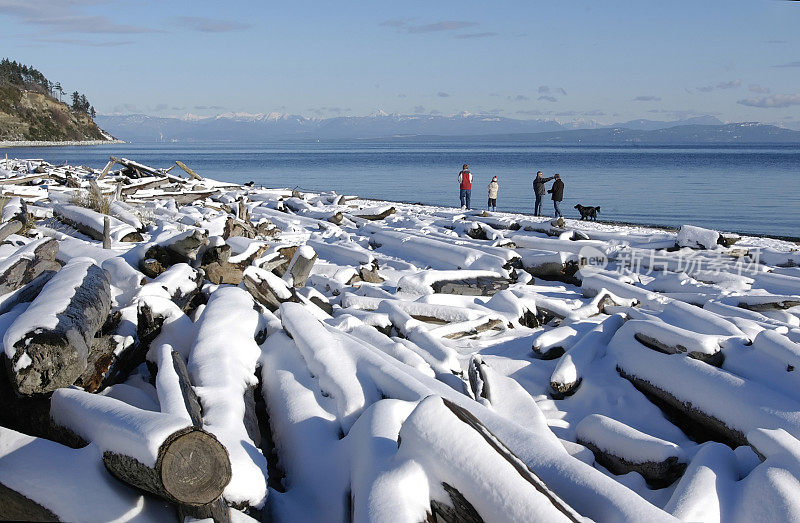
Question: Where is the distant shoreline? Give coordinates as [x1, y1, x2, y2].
[0, 139, 124, 149]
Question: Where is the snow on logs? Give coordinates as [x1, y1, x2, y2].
[726, 292, 800, 312]
[481, 289, 539, 328]
[102, 267, 200, 388]
[661, 442, 739, 522]
[328, 314, 433, 375]
[609, 322, 800, 446]
[397, 396, 584, 522]
[549, 313, 625, 397]
[50, 388, 232, 508]
[341, 291, 504, 326]
[0, 237, 60, 297]
[52, 203, 142, 243]
[376, 300, 462, 375]
[676, 224, 740, 249]
[243, 265, 297, 311]
[752, 330, 800, 372]
[280, 301, 386, 434]
[366, 228, 514, 272]
[349, 205, 396, 221]
[0, 425, 173, 522]
[188, 287, 269, 509]
[3, 258, 111, 396]
[657, 300, 749, 341]
[146, 262, 204, 311]
[579, 271, 662, 305]
[520, 251, 580, 284]
[624, 319, 724, 364]
[282, 197, 344, 224]
[752, 271, 800, 296]
[283, 244, 317, 288]
[676, 225, 722, 249]
[575, 414, 687, 487]
[532, 318, 605, 359]
[140, 229, 208, 277]
[0, 196, 27, 241]
[396, 269, 511, 296]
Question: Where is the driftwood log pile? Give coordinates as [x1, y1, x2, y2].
[0, 155, 799, 521]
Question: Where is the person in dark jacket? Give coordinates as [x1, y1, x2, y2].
[532, 171, 554, 216]
[547, 173, 565, 217]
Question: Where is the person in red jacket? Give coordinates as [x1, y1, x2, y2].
[458, 164, 473, 209]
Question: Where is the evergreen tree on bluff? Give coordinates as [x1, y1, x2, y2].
[0, 58, 49, 92]
[1, 58, 94, 116]
[0, 57, 108, 141]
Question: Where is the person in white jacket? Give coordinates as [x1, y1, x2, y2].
[487, 176, 499, 211]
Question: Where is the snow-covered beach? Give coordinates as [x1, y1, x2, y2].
[0, 155, 799, 522]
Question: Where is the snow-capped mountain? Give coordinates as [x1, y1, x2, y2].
[95, 111, 564, 142]
[94, 112, 799, 144]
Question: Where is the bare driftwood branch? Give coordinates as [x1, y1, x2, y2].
[175, 161, 203, 181]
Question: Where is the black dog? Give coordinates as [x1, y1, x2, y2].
[574, 204, 600, 221]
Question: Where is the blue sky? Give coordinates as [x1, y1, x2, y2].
[2, 0, 799, 126]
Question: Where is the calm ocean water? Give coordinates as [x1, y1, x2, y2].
[5, 141, 799, 238]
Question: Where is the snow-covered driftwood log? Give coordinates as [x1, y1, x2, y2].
[3, 258, 111, 395]
[243, 265, 298, 311]
[50, 388, 232, 507]
[397, 270, 511, 296]
[0, 196, 27, 241]
[399, 396, 584, 522]
[610, 322, 800, 446]
[575, 414, 687, 487]
[283, 244, 317, 288]
[188, 287, 269, 509]
[550, 313, 625, 397]
[0, 425, 172, 521]
[0, 237, 59, 297]
[53, 203, 142, 243]
[626, 319, 724, 365]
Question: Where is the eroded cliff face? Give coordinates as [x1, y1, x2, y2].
[0, 88, 111, 142]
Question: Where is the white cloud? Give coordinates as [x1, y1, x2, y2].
[693, 79, 741, 93]
[0, 0, 157, 34]
[737, 93, 800, 108]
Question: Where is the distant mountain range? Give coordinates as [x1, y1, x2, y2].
[95, 111, 562, 142]
[387, 123, 800, 145]
[95, 112, 800, 144]
[603, 115, 724, 131]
